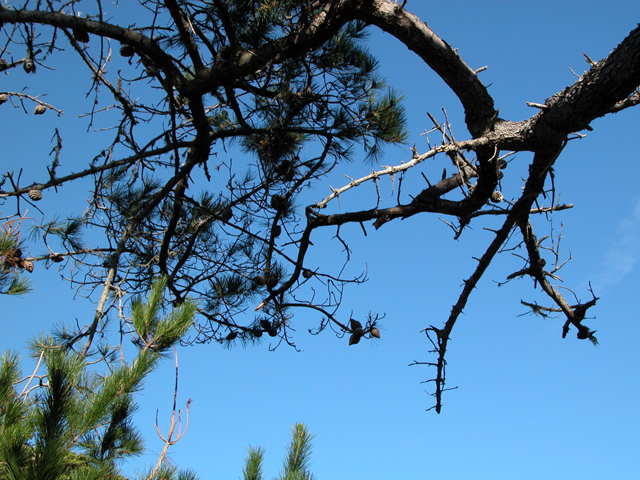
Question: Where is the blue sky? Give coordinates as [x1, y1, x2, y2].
[2, 1, 640, 479]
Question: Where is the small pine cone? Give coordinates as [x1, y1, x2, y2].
[0, 94, 7, 105]
[490, 191, 504, 203]
[275, 160, 291, 176]
[253, 275, 266, 286]
[23, 59, 36, 74]
[73, 29, 90, 44]
[259, 319, 272, 330]
[350, 319, 363, 331]
[276, 160, 296, 181]
[0, 58, 8, 71]
[370, 327, 381, 339]
[20, 260, 34, 273]
[266, 276, 278, 289]
[28, 189, 43, 201]
[3, 248, 21, 268]
[302, 269, 313, 279]
[272, 225, 282, 238]
[217, 207, 232, 222]
[270, 194, 287, 211]
[51, 253, 65, 263]
[119, 44, 135, 57]
[34, 104, 46, 115]
[576, 329, 590, 340]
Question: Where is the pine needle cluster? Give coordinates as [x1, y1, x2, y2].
[0, 277, 198, 480]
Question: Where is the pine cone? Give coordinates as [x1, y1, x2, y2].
[219, 207, 233, 222]
[259, 319, 272, 330]
[350, 319, 363, 331]
[0, 94, 7, 105]
[119, 44, 135, 57]
[370, 327, 381, 338]
[28, 189, 43, 201]
[34, 105, 46, 115]
[23, 59, 36, 74]
[0, 58, 8, 71]
[302, 269, 313, 279]
[2, 248, 21, 268]
[270, 194, 288, 211]
[20, 260, 34, 273]
[73, 29, 90, 44]
[275, 160, 296, 181]
[491, 191, 504, 203]
[576, 329, 590, 340]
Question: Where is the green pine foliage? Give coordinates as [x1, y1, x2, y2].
[242, 446, 266, 480]
[132, 276, 198, 353]
[1, 348, 319, 479]
[0, 277, 197, 480]
[279, 423, 317, 480]
[241, 424, 317, 480]
[36, 217, 85, 252]
[139, 464, 200, 480]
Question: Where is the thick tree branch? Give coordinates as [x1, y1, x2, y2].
[525, 24, 640, 144]
[184, 1, 357, 96]
[353, 0, 496, 136]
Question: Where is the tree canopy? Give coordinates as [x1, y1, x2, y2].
[1, 0, 640, 414]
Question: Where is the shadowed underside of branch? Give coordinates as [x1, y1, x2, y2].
[1, 0, 638, 412]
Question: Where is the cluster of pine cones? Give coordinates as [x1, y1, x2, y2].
[2, 247, 34, 273]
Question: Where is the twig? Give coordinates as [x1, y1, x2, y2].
[148, 345, 192, 479]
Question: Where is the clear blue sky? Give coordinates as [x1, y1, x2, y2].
[2, 1, 640, 479]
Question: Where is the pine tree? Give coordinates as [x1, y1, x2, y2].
[241, 423, 317, 480]
[0, 277, 198, 480]
[1, 0, 637, 410]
